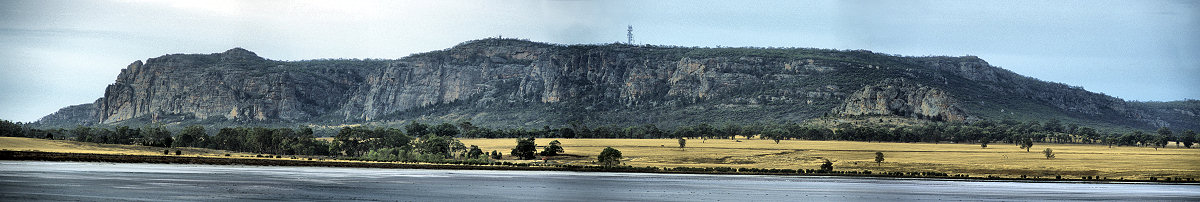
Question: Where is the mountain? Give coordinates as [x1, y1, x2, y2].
[31, 38, 1199, 131]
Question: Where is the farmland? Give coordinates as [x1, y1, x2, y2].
[462, 137, 1200, 180]
[3, 136, 1197, 180]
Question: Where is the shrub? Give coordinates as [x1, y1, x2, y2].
[874, 152, 884, 165]
[598, 147, 622, 166]
[540, 140, 563, 156]
[467, 145, 484, 158]
[490, 150, 502, 160]
[820, 159, 833, 171]
[511, 137, 537, 160]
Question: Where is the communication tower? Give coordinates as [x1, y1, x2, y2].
[627, 25, 634, 44]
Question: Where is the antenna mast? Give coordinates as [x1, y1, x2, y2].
[627, 25, 634, 44]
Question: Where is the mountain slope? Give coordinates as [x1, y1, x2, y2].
[32, 38, 1199, 131]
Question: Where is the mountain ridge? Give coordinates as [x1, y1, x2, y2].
[31, 38, 1199, 131]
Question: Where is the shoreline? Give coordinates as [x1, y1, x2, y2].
[2, 150, 1195, 185]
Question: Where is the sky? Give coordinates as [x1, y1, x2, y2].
[1, 0, 1197, 123]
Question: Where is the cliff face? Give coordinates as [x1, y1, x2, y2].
[33, 38, 1199, 131]
[94, 48, 368, 124]
[33, 103, 97, 127]
[332, 40, 856, 123]
[834, 79, 970, 122]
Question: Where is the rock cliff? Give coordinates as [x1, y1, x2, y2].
[834, 78, 970, 122]
[93, 48, 369, 124]
[32, 38, 1199, 131]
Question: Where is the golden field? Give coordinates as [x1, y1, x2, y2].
[4, 136, 1197, 180]
[0, 137, 267, 159]
[462, 137, 1200, 180]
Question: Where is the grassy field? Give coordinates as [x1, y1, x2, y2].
[461, 137, 1200, 180]
[0, 137, 267, 159]
[4, 136, 1197, 180]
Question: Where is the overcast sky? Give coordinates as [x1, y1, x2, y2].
[1, 0, 1197, 122]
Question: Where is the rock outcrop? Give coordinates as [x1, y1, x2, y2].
[94, 48, 368, 124]
[834, 79, 970, 122]
[33, 103, 97, 127]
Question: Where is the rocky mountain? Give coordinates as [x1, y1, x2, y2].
[33, 38, 1199, 131]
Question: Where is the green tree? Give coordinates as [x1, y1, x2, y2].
[467, 145, 484, 158]
[1157, 127, 1173, 137]
[1019, 138, 1034, 152]
[1078, 127, 1098, 143]
[874, 152, 884, 165]
[1044, 119, 1062, 133]
[1153, 134, 1169, 150]
[70, 126, 94, 142]
[1131, 130, 1148, 146]
[980, 138, 990, 149]
[212, 128, 241, 151]
[245, 127, 277, 153]
[405, 121, 429, 136]
[140, 126, 173, 147]
[820, 159, 833, 172]
[174, 125, 207, 148]
[112, 126, 139, 144]
[335, 126, 370, 156]
[376, 127, 412, 149]
[558, 127, 577, 139]
[490, 150, 502, 160]
[416, 134, 457, 158]
[719, 123, 741, 140]
[598, 147, 622, 166]
[540, 140, 563, 156]
[0, 119, 25, 137]
[678, 137, 686, 150]
[766, 128, 785, 144]
[511, 137, 537, 160]
[431, 123, 460, 137]
[1182, 130, 1196, 148]
[1156, 127, 1173, 149]
[1043, 148, 1055, 159]
[457, 121, 478, 135]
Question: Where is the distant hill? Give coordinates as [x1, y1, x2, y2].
[32, 38, 1199, 131]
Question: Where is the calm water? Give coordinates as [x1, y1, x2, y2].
[0, 161, 1196, 201]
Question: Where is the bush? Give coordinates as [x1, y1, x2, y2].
[511, 137, 537, 160]
[1043, 148, 1055, 159]
[490, 150, 502, 160]
[467, 145, 484, 158]
[540, 140, 563, 156]
[598, 147, 622, 166]
[874, 152, 884, 165]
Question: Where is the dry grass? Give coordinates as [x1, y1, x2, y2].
[6, 136, 1197, 180]
[1, 137, 272, 159]
[461, 137, 1200, 179]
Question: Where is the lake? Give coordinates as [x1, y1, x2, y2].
[1, 161, 1196, 201]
